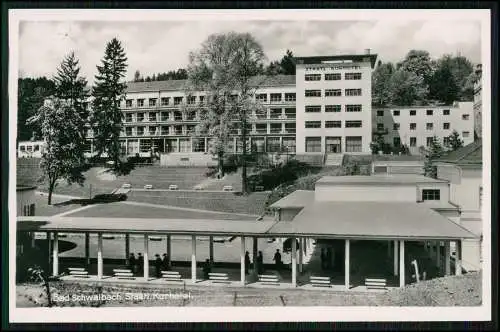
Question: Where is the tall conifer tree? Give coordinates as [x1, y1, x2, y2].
[91, 38, 128, 172]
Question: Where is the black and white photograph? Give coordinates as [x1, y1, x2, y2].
[7, 7, 492, 323]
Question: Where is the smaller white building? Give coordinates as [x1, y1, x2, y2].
[17, 140, 46, 158]
[436, 139, 482, 272]
[372, 102, 474, 155]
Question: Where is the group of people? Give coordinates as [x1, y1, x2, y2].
[125, 248, 287, 279]
[128, 252, 171, 277]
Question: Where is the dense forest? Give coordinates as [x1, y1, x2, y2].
[17, 77, 56, 141]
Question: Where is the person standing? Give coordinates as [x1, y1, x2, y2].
[244, 251, 251, 275]
[202, 259, 211, 280]
[320, 248, 327, 270]
[137, 253, 144, 274]
[326, 247, 332, 270]
[129, 253, 136, 273]
[257, 251, 264, 274]
[273, 249, 282, 271]
[154, 254, 162, 278]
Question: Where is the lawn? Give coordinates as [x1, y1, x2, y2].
[126, 190, 269, 215]
[31, 193, 88, 217]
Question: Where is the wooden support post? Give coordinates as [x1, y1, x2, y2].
[209, 236, 214, 263]
[97, 233, 103, 279]
[298, 238, 303, 273]
[292, 237, 297, 287]
[455, 239, 462, 276]
[394, 240, 399, 276]
[345, 239, 350, 290]
[240, 236, 246, 286]
[191, 235, 197, 283]
[167, 235, 171, 259]
[399, 240, 405, 288]
[125, 233, 130, 266]
[143, 234, 149, 281]
[445, 240, 451, 276]
[85, 233, 90, 265]
[52, 232, 59, 276]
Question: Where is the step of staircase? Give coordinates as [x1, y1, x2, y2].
[325, 153, 344, 166]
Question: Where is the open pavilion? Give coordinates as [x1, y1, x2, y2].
[17, 198, 476, 291]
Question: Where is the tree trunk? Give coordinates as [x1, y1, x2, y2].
[218, 150, 224, 178]
[47, 178, 56, 206]
[241, 120, 248, 194]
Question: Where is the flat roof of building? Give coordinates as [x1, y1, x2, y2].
[18, 202, 475, 240]
[17, 216, 277, 236]
[269, 190, 315, 209]
[437, 139, 482, 165]
[294, 54, 378, 68]
[125, 75, 296, 93]
[372, 102, 470, 110]
[315, 174, 448, 186]
[267, 201, 476, 240]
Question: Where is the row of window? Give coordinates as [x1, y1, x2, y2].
[377, 122, 453, 131]
[305, 136, 362, 152]
[111, 137, 298, 154]
[390, 135, 470, 148]
[305, 120, 362, 128]
[304, 72, 362, 81]
[305, 104, 362, 112]
[124, 93, 298, 108]
[305, 89, 362, 97]
[376, 109, 469, 119]
[122, 123, 297, 137]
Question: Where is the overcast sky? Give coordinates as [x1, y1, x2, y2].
[18, 19, 481, 83]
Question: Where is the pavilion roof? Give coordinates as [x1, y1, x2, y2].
[18, 200, 477, 240]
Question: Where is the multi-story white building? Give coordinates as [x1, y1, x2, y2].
[372, 102, 474, 155]
[77, 52, 377, 163]
[96, 75, 299, 163]
[22, 51, 478, 164]
[295, 52, 376, 155]
[473, 64, 482, 139]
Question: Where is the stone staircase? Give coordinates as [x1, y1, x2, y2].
[325, 153, 344, 167]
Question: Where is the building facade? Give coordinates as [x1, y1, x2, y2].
[436, 140, 482, 272]
[372, 102, 474, 155]
[295, 52, 376, 154]
[473, 64, 482, 139]
[22, 52, 477, 162]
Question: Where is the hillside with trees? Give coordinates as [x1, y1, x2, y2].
[17, 77, 56, 142]
[372, 50, 477, 107]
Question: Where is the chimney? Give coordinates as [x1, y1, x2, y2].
[364, 48, 371, 55]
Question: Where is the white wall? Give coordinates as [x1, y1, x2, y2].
[279, 208, 304, 222]
[417, 182, 450, 204]
[315, 184, 417, 202]
[462, 238, 482, 271]
[17, 188, 36, 216]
